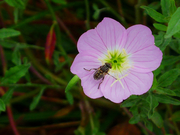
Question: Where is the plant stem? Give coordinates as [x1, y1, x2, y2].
[7, 105, 20, 135]
[166, 104, 180, 135]
[85, 0, 90, 30]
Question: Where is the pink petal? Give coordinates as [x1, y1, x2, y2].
[95, 17, 127, 51]
[100, 71, 153, 103]
[81, 72, 103, 98]
[70, 52, 102, 78]
[125, 25, 154, 54]
[71, 52, 103, 98]
[77, 29, 107, 58]
[130, 45, 163, 72]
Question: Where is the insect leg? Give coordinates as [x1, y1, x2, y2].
[107, 73, 117, 80]
[84, 68, 97, 71]
[98, 76, 104, 89]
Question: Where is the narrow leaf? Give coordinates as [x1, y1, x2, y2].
[153, 23, 167, 31]
[161, 0, 177, 17]
[155, 87, 176, 96]
[0, 28, 20, 39]
[0, 99, 6, 111]
[153, 94, 180, 105]
[165, 7, 180, 38]
[2, 87, 15, 104]
[65, 92, 74, 105]
[158, 68, 180, 87]
[30, 87, 45, 111]
[5, 0, 25, 9]
[141, 6, 168, 23]
[1, 63, 31, 84]
[65, 75, 80, 93]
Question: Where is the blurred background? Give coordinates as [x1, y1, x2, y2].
[0, 0, 180, 135]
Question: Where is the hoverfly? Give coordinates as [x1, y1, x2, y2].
[84, 63, 117, 89]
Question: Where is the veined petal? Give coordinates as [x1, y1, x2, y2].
[77, 29, 107, 58]
[81, 72, 103, 98]
[130, 45, 163, 72]
[100, 71, 153, 103]
[70, 52, 102, 78]
[96, 17, 127, 51]
[125, 25, 154, 54]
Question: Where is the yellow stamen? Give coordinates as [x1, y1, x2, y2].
[111, 74, 128, 89]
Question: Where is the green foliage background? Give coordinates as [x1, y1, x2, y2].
[0, 0, 180, 135]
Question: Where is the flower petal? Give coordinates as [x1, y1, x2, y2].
[125, 25, 154, 54]
[77, 29, 107, 58]
[96, 17, 127, 51]
[130, 45, 163, 72]
[100, 71, 153, 103]
[70, 52, 102, 78]
[81, 72, 103, 98]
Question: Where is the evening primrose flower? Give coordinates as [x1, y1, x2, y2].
[71, 17, 162, 103]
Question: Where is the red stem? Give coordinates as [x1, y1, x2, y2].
[7, 106, 20, 135]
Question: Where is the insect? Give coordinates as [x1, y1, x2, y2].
[84, 63, 117, 89]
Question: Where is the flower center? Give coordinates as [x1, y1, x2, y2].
[99, 48, 132, 88]
[103, 49, 131, 73]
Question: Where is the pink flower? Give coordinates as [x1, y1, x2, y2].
[71, 17, 162, 103]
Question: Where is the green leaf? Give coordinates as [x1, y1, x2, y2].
[66, 92, 74, 105]
[5, 0, 25, 9]
[158, 68, 180, 87]
[153, 23, 167, 31]
[150, 111, 163, 128]
[121, 95, 139, 107]
[30, 87, 45, 111]
[171, 111, 180, 121]
[162, 55, 180, 66]
[152, 76, 158, 89]
[129, 115, 141, 124]
[173, 89, 180, 97]
[12, 47, 21, 65]
[165, 7, 180, 38]
[144, 120, 153, 131]
[65, 75, 80, 93]
[0, 99, 6, 111]
[0, 28, 21, 39]
[158, 37, 171, 51]
[0, 39, 16, 48]
[2, 87, 15, 105]
[1, 63, 31, 84]
[146, 93, 159, 118]
[51, 0, 67, 4]
[141, 6, 168, 23]
[153, 94, 180, 105]
[173, 31, 180, 38]
[169, 39, 180, 54]
[155, 87, 176, 96]
[154, 32, 165, 46]
[161, 0, 176, 17]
